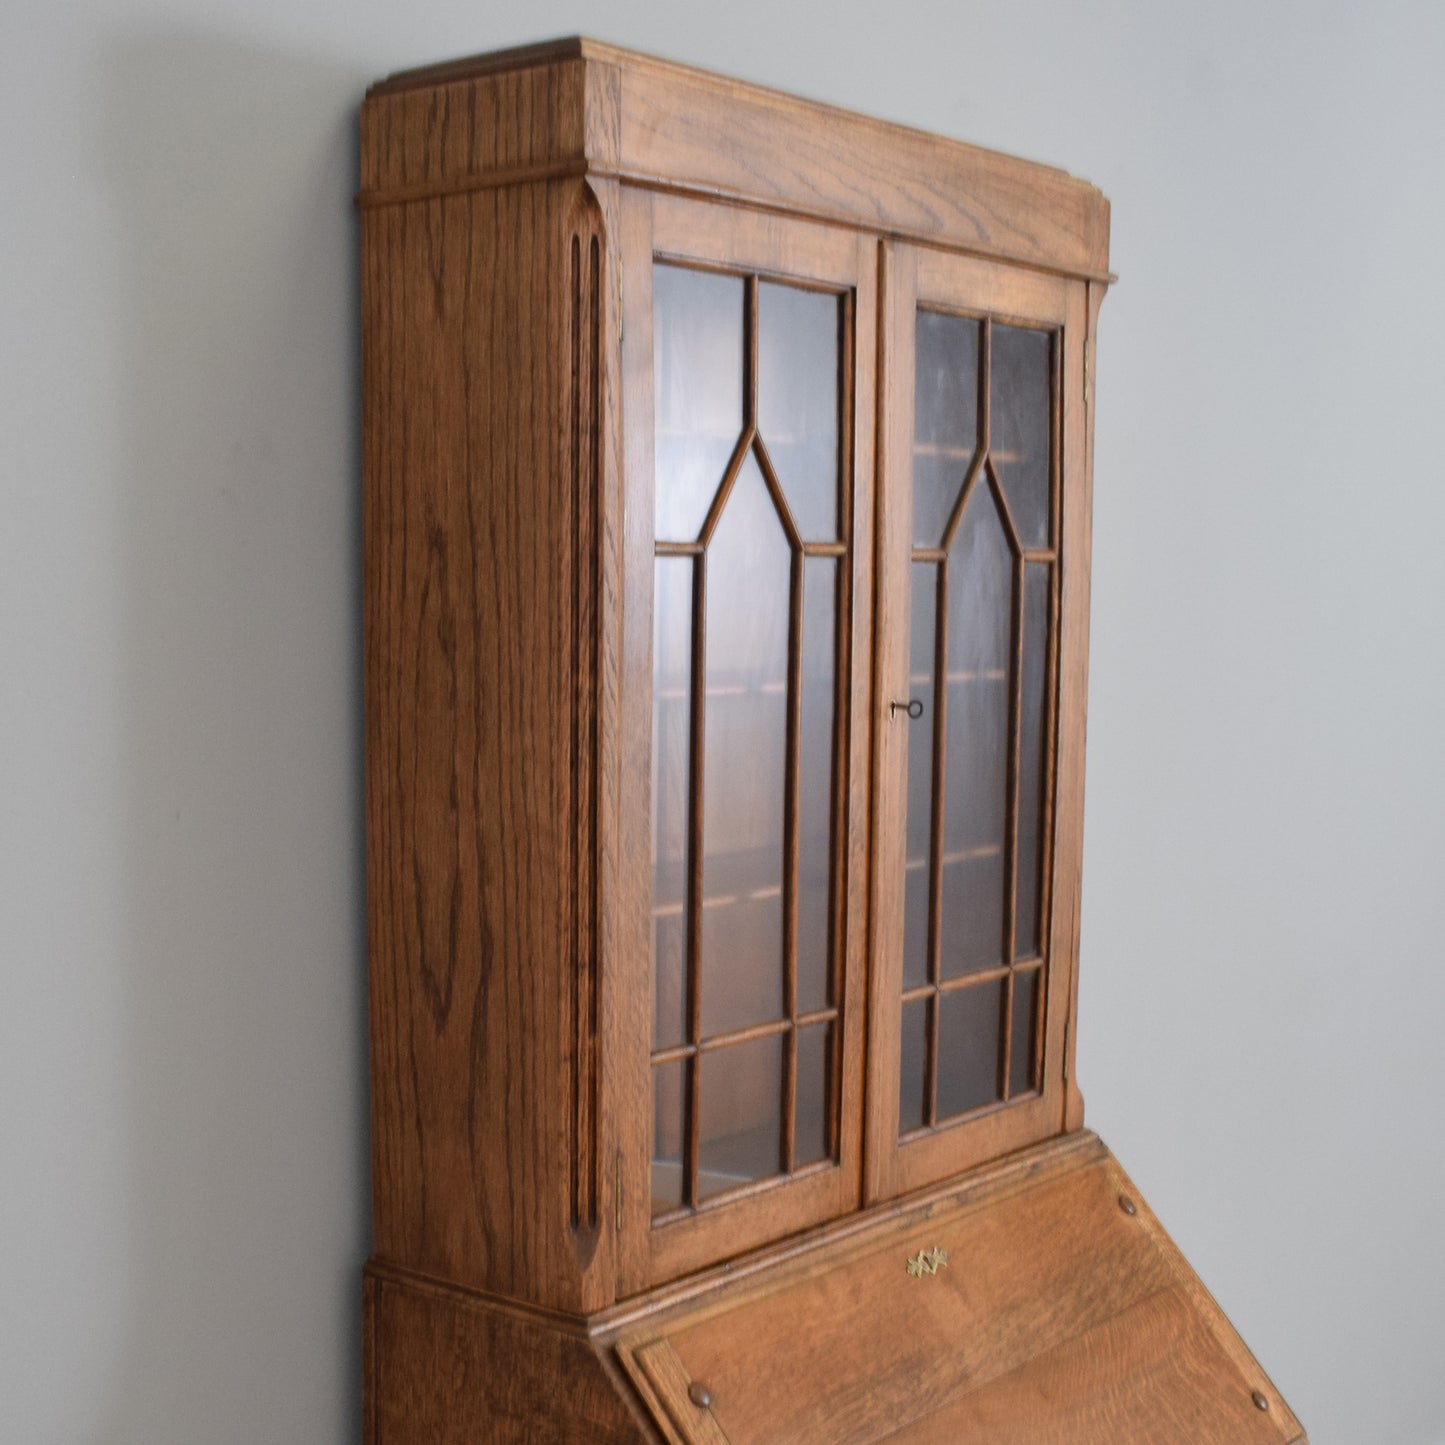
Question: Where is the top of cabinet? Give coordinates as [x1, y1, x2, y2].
[358, 37, 1112, 282]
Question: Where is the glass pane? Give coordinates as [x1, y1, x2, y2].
[1009, 968, 1041, 1098]
[903, 866, 931, 995]
[899, 998, 929, 1134]
[758, 281, 841, 541]
[940, 485, 1013, 976]
[913, 310, 980, 547]
[652, 557, 693, 1050]
[937, 980, 1004, 1121]
[912, 454, 970, 553]
[698, 1035, 783, 1200]
[651, 1058, 687, 1216]
[653, 912, 686, 1054]
[939, 851, 1005, 979]
[1015, 562, 1051, 961]
[902, 562, 937, 991]
[795, 1022, 833, 1168]
[797, 558, 838, 1014]
[989, 323, 1051, 551]
[653, 264, 744, 543]
[700, 454, 790, 1037]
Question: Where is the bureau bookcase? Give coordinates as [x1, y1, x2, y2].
[359, 38, 1303, 1443]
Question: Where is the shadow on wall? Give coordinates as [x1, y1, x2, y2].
[94, 27, 369, 1444]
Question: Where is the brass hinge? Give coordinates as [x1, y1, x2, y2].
[1062, 1014, 1071, 1083]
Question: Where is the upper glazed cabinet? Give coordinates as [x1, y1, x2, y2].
[624, 203, 1085, 1284]
[361, 38, 1303, 1444]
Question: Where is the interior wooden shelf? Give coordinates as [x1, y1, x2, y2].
[651, 883, 781, 919]
[903, 844, 1002, 873]
[913, 443, 1028, 463]
[654, 681, 792, 702]
[907, 669, 1008, 685]
[657, 427, 836, 449]
[651, 846, 830, 919]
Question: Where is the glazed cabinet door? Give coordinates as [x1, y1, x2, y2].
[866, 244, 1089, 1201]
[617, 192, 876, 1289]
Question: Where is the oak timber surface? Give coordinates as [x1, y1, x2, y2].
[878, 1288, 1296, 1444]
[358, 38, 1111, 279]
[363, 175, 612, 1313]
[616, 1146, 1303, 1444]
[364, 1269, 650, 1445]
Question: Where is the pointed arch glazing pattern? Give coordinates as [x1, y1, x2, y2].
[650, 263, 851, 1214]
[899, 310, 1059, 1134]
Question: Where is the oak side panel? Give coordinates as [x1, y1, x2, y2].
[362, 175, 614, 1312]
[365, 1267, 655, 1444]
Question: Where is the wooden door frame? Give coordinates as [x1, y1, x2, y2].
[865, 242, 1088, 1203]
[615, 188, 878, 1293]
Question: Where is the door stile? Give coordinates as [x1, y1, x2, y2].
[864, 240, 918, 1204]
[616, 186, 662, 1295]
[1055, 278, 1096, 1134]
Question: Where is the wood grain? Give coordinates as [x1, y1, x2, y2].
[622, 1149, 1169, 1443]
[568, 223, 603, 1245]
[363, 173, 615, 1313]
[359, 39, 1110, 282]
[616, 54, 1109, 280]
[626, 1341, 730, 1445]
[879, 1287, 1302, 1445]
[360, 55, 590, 197]
[366, 1264, 654, 1444]
[605, 1131, 1105, 1335]
[615, 1148, 1305, 1444]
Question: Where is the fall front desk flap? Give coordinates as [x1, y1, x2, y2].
[614, 1139, 1304, 1444]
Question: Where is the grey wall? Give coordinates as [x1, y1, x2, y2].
[2, 2, 1441, 1441]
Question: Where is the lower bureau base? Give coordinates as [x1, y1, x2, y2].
[363, 1132, 1304, 1444]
